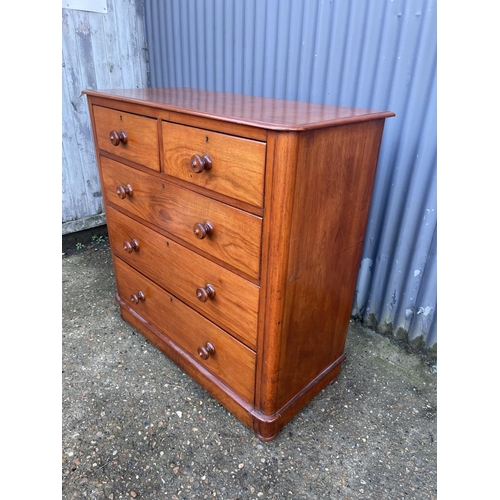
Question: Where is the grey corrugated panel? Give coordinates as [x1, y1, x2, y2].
[144, 0, 437, 349]
[354, 1, 437, 349]
[62, 0, 149, 233]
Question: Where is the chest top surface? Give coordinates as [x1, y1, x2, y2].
[83, 87, 395, 130]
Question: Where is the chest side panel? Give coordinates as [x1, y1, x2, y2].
[274, 120, 386, 408]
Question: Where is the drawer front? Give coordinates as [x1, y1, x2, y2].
[101, 156, 262, 280]
[163, 122, 266, 207]
[93, 106, 159, 171]
[114, 258, 256, 403]
[107, 207, 259, 349]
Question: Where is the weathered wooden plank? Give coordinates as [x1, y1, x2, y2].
[62, 138, 86, 222]
[88, 13, 112, 89]
[63, 9, 103, 220]
[62, 0, 149, 229]
[62, 213, 107, 235]
[63, 9, 91, 221]
[130, 0, 149, 87]
[75, 41, 104, 218]
[106, 0, 146, 89]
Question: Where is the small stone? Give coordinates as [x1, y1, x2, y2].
[130, 491, 137, 498]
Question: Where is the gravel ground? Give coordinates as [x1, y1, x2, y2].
[62, 240, 437, 499]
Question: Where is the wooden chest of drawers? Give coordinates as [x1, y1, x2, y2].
[84, 88, 394, 441]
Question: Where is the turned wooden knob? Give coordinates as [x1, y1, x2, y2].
[130, 291, 145, 304]
[193, 221, 214, 239]
[123, 239, 140, 253]
[116, 184, 133, 199]
[109, 130, 128, 146]
[196, 284, 216, 302]
[190, 154, 212, 173]
[197, 342, 215, 360]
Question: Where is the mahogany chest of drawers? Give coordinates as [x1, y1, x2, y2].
[84, 87, 394, 441]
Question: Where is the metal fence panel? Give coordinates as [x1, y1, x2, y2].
[143, 0, 437, 350]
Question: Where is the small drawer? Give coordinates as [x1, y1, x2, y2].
[101, 156, 262, 280]
[106, 207, 259, 349]
[162, 121, 266, 207]
[114, 257, 256, 403]
[93, 106, 159, 171]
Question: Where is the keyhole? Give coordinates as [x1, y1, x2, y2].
[206, 136, 209, 143]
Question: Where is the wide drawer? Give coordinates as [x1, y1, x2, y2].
[162, 121, 266, 208]
[101, 156, 262, 280]
[114, 257, 256, 403]
[93, 105, 159, 171]
[106, 206, 259, 349]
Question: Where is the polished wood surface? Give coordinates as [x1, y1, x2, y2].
[275, 120, 385, 409]
[163, 121, 266, 207]
[254, 131, 300, 416]
[195, 284, 217, 303]
[114, 257, 256, 403]
[93, 106, 159, 171]
[109, 129, 128, 146]
[85, 88, 395, 131]
[100, 156, 263, 279]
[85, 88, 394, 441]
[106, 206, 259, 348]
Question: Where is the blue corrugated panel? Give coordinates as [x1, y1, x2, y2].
[144, 0, 437, 351]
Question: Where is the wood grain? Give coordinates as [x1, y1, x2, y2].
[100, 156, 263, 280]
[162, 121, 266, 207]
[167, 110, 267, 141]
[93, 105, 160, 171]
[274, 120, 386, 409]
[114, 257, 256, 403]
[84, 88, 395, 131]
[254, 131, 300, 415]
[63, 2, 148, 225]
[106, 206, 259, 349]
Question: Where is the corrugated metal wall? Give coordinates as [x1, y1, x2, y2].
[143, 0, 437, 350]
[62, 0, 149, 234]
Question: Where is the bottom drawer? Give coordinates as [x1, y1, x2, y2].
[113, 257, 256, 403]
